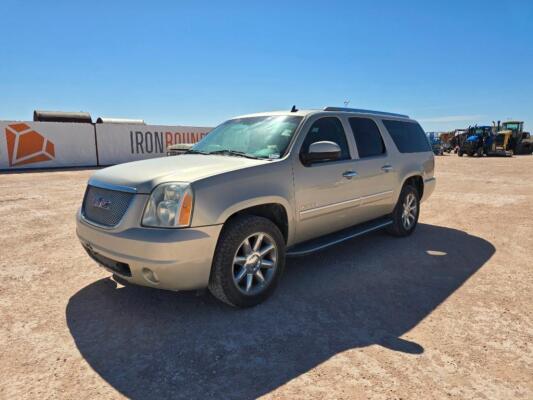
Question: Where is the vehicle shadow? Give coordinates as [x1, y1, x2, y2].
[66, 224, 494, 399]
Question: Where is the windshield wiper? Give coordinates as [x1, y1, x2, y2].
[184, 149, 209, 155]
[208, 149, 261, 159]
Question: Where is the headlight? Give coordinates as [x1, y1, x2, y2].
[142, 183, 193, 228]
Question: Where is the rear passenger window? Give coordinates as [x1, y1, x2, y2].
[382, 120, 431, 153]
[301, 117, 350, 161]
[349, 117, 386, 158]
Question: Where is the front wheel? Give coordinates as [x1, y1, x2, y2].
[208, 215, 285, 307]
[386, 184, 420, 237]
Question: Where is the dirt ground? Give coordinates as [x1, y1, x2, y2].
[0, 155, 532, 400]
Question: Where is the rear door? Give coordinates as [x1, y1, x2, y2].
[347, 116, 397, 219]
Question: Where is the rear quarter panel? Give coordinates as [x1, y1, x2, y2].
[395, 151, 435, 201]
[375, 118, 435, 205]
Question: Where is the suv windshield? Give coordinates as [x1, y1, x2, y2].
[191, 115, 302, 159]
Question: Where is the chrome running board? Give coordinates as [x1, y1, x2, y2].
[286, 217, 393, 257]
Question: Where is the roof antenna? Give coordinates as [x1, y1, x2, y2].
[290, 105, 298, 112]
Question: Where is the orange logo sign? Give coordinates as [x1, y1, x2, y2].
[5, 123, 55, 167]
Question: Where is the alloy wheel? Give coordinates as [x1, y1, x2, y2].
[401, 192, 418, 230]
[232, 232, 278, 295]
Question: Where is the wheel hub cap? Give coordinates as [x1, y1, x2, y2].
[246, 253, 261, 272]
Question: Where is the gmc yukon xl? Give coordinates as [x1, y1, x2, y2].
[77, 107, 436, 307]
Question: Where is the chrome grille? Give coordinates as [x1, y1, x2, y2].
[82, 185, 134, 227]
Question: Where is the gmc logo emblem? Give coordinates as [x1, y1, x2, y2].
[93, 197, 112, 210]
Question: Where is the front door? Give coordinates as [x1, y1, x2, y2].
[293, 116, 364, 243]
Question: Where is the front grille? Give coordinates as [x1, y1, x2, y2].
[82, 185, 134, 227]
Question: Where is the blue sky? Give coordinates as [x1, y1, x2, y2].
[1, 0, 531, 132]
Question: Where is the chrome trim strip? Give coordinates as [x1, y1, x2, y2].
[88, 178, 137, 193]
[360, 190, 393, 204]
[287, 220, 393, 257]
[300, 190, 393, 216]
[300, 197, 361, 216]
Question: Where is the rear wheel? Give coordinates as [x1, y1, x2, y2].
[208, 215, 285, 307]
[386, 184, 420, 237]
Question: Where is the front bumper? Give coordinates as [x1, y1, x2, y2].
[76, 212, 222, 291]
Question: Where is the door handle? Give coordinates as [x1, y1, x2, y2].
[342, 170, 358, 179]
[381, 165, 393, 173]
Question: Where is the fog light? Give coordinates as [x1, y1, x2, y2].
[142, 268, 160, 284]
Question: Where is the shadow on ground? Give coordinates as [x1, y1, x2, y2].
[66, 224, 494, 399]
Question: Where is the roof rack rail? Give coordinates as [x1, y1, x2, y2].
[323, 107, 409, 119]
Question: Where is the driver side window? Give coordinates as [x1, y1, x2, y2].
[301, 117, 350, 162]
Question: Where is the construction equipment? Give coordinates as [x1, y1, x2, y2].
[459, 125, 513, 157]
[458, 126, 493, 156]
[438, 131, 455, 153]
[484, 130, 513, 156]
[495, 121, 533, 155]
[449, 129, 468, 153]
[427, 132, 444, 155]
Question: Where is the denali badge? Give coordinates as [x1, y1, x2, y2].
[93, 197, 112, 210]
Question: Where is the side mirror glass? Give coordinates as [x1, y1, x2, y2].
[301, 141, 342, 164]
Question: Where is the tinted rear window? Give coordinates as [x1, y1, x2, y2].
[349, 117, 386, 158]
[382, 120, 431, 153]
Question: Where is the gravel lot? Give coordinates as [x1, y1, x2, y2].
[0, 155, 532, 399]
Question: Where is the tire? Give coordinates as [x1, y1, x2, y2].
[476, 147, 483, 157]
[386, 184, 420, 237]
[208, 215, 286, 308]
[458, 150, 464, 157]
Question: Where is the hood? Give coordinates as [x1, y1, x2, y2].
[89, 154, 269, 193]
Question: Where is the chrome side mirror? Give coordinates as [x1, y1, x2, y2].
[301, 141, 342, 164]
